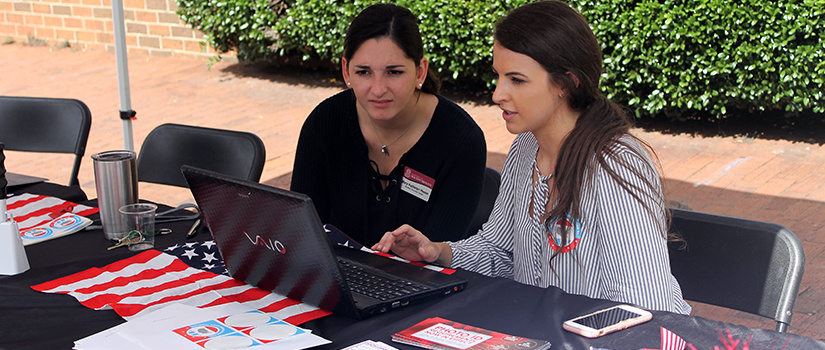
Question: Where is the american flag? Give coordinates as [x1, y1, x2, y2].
[6, 193, 98, 230]
[31, 245, 332, 325]
[325, 224, 458, 275]
[31, 227, 455, 328]
[163, 240, 230, 277]
[640, 327, 688, 350]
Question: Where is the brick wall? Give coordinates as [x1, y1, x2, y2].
[0, 0, 227, 58]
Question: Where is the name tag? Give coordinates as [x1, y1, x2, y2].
[401, 166, 434, 202]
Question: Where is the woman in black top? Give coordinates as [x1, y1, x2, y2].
[290, 4, 486, 247]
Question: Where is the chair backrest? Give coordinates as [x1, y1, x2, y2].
[467, 167, 501, 237]
[668, 208, 805, 332]
[137, 123, 265, 188]
[0, 96, 92, 187]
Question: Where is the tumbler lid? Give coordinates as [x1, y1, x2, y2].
[91, 150, 136, 161]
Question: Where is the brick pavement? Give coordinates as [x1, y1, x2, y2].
[2, 43, 824, 341]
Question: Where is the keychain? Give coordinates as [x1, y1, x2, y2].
[107, 228, 172, 250]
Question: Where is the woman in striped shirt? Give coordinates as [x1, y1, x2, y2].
[373, 0, 691, 314]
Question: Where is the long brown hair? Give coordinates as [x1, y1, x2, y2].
[495, 1, 670, 262]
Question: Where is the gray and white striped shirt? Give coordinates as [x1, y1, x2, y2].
[449, 132, 691, 314]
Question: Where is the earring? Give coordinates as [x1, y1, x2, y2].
[417, 83, 422, 88]
[347, 82, 351, 87]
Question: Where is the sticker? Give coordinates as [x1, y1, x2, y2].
[174, 311, 303, 348]
[547, 215, 582, 253]
[174, 320, 236, 342]
[249, 324, 298, 341]
[21, 228, 53, 240]
[19, 213, 92, 246]
[224, 312, 271, 328]
[50, 215, 85, 230]
[401, 166, 435, 202]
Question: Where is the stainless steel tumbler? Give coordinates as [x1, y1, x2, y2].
[92, 150, 138, 240]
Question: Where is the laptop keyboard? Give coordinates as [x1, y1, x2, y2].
[337, 258, 430, 301]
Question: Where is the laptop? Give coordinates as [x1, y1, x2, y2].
[181, 165, 467, 319]
[6, 172, 48, 188]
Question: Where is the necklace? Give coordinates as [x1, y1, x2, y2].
[369, 99, 419, 157]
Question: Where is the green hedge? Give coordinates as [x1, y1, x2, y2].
[176, 0, 285, 64]
[176, 0, 825, 119]
[271, 0, 514, 85]
[580, 0, 825, 118]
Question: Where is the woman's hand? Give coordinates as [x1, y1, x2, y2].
[371, 224, 452, 266]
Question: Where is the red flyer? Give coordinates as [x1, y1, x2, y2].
[392, 317, 551, 350]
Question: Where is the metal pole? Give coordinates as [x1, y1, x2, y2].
[111, 0, 135, 151]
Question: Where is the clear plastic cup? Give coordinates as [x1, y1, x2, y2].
[119, 203, 157, 251]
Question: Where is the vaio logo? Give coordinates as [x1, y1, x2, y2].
[243, 231, 286, 254]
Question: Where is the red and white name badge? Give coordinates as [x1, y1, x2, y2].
[401, 166, 435, 202]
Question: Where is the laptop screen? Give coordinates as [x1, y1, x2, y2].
[183, 165, 351, 314]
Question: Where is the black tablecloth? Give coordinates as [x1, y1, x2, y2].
[1, 199, 823, 350]
[0, 200, 203, 350]
[8, 182, 88, 203]
[309, 275, 825, 350]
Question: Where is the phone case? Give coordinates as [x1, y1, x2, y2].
[562, 304, 652, 338]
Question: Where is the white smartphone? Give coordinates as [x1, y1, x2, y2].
[562, 304, 652, 338]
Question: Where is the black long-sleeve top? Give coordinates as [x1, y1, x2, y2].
[290, 90, 487, 247]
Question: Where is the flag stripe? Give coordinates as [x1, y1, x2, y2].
[7, 194, 48, 209]
[330, 225, 457, 275]
[285, 309, 333, 325]
[34, 250, 176, 294]
[74, 262, 194, 295]
[76, 208, 99, 217]
[116, 279, 244, 318]
[7, 193, 99, 231]
[31, 249, 331, 324]
[258, 297, 303, 313]
[125, 291, 227, 320]
[77, 271, 224, 310]
[14, 201, 74, 223]
[370, 249, 458, 275]
[660, 327, 687, 350]
[32, 266, 105, 292]
[271, 303, 326, 321]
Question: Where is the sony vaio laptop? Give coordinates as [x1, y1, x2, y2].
[182, 165, 467, 319]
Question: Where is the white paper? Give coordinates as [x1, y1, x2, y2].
[342, 340, 401, 350]
[75, 303, 329, 350]
[74, 329, 149, 350]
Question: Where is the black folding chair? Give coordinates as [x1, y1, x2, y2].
[137, 123, 266, 188]
[668, 208, 806, 332]
[0, 96, 92, 187]
[467, 167, 501, 237]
